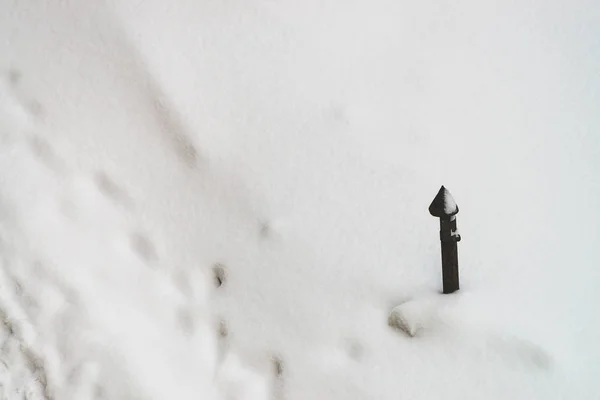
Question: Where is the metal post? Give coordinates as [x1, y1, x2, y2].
[429, 186, 461, 294]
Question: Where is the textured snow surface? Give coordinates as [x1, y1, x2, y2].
[1, 0, 600, 399]
[0, 52, 270, 400]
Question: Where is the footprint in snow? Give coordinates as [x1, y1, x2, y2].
[129, 232, 158, 264]
[212, 263, 227, 288]
[93, 171, 134, 210]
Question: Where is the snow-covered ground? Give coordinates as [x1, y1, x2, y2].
[0, 0, 599, 399]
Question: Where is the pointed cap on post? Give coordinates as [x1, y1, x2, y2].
[429, 185, 459, 218]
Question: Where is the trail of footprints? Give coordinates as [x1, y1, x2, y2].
[2, 67, 375, 400]
[210, 262, 289, 400]
[0, 69, 55, 400]
[0, 68, 156, 399]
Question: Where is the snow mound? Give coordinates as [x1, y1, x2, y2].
[389, 293, 554, 371]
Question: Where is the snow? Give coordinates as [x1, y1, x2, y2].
[443, 189, 459, 215]
[1, 0, 600, 400]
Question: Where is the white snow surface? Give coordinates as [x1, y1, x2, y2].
[1, 0, 599, 399]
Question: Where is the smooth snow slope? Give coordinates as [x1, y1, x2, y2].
[1, 0, 600, 399]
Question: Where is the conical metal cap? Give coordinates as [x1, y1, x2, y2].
[429, 185, 459, 218]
